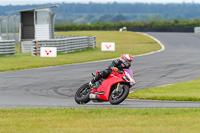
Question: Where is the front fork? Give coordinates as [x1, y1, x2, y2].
[112, 83, 121, 95]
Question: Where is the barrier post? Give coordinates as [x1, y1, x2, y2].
[36, 41, 38, 56]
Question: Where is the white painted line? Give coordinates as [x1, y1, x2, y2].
[134, 32, 165, 57]
[129, 84, 173, 94]
[49, 32, 165, 67]
[17, 32, 166, 71]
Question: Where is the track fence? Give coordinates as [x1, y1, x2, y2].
[0, 15, 20, 42]
[0, 40, 15, 55]
[32, 36, 96, 56]
[0, 15, 97, 56]
[0, 15, 20, 55]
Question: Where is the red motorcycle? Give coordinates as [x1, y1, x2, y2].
[75, 69, 135, 105]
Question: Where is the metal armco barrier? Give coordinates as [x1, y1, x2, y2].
[0, 40, 15, 55]
[31, 36, 96, 56]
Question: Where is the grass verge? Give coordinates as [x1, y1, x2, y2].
[0, 31, 161, 72]
[0, 108, 200, 133]
[128, 79, 200, 101]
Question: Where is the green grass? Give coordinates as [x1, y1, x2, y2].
[0, 31, 161, 72]
[0, 108, 200, 133]
[1, 31, 200, 132]
[128, 79, 200, 101]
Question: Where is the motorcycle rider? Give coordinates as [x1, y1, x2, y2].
[89, 54, 133, 89]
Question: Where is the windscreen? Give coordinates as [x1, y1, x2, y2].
[124, 69, 133, 77]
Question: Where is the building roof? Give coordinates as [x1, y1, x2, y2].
[19, 5, 58, 12]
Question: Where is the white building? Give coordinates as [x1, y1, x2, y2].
[20, 5, 58, 53]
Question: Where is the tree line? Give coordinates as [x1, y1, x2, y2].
[54, 3, 200, 23]
[55, 19, 200, 31]
[1, 3, 200, 23]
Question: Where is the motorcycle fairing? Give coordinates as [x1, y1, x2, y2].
[90, 71, 128, 101]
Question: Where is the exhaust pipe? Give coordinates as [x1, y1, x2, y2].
[89, 93, 98, 100]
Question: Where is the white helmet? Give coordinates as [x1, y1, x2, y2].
[120, 54, 133, 67]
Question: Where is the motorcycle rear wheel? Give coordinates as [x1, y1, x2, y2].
[75, 83, 91, 104]
[109, 84, 129, 105]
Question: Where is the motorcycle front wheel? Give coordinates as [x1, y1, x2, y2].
[75, 83, 91, 104]
[109, 84, 129, 105]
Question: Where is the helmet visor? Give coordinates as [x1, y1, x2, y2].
[123, 61, 130, 67]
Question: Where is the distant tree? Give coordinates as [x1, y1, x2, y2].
[111, 14, 126, 22]
[1, 3, 200, 23]
[98, 14, 113, 22]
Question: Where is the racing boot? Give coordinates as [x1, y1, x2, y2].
[89, 73, 101, 89]
[89, 80, 95, 89]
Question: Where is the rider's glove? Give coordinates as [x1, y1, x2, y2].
[112, 67, 118, 71]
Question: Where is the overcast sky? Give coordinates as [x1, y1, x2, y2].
[0, 0, 199, 6]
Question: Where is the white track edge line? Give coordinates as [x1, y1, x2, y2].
[35, 32, 165, 70]
[5, 32, 165, 72]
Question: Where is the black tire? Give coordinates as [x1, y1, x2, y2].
[75, 83, 91, 104]
[109, 83, 129, 105]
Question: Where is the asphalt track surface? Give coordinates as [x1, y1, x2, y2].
[0, 32, 200, 108]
